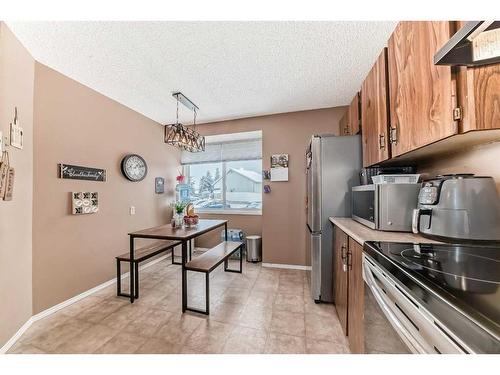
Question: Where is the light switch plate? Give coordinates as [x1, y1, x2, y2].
[130, 206, 136, 215]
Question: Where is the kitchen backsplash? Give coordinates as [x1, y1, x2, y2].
[417, 141, 500, 191]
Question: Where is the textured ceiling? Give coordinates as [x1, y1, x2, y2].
[7, 21, 397, 124]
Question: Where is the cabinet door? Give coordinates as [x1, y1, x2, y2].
[347, 238, 365, 354]
[333, 226, 349, 335]
[361, 48, 391, 167]
[339, 110, 349, 136]
[454, 22, 500, 132]
[348, 92, 361, 135]
[388, 21, 458, 156]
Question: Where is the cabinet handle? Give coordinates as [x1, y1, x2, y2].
[378, 133, 385, 149]
[390, 125, 398, 144]
[347, 250, 353, 271]
[341, 244, 348, 272]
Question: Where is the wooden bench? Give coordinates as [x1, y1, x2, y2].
[184, 241, 243, 315]
[116, 240, 180, 299]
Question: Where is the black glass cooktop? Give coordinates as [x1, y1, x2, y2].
[364, 241, 500, 353]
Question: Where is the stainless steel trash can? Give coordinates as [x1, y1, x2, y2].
[246, 235, 262, 262]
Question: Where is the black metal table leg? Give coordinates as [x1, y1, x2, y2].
[189, 240, 192, 261]
[205, 272, 210, 315]
[181, 240, 188, 312]
[239, 246, 243, 272]
[116, 259, 121, 296]
[134, 262, 139, 299]
[224, 222, 228, 241]
[129, 236, 135, 303]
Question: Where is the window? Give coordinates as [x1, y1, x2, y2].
[181, 131, 262, 213]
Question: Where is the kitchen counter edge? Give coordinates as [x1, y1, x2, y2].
[329, 217, 442, 245]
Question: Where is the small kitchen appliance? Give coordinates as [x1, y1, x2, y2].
[351, 183, 420, 231]
[359, 166, 416, 185]
[412, 174, 500, 242]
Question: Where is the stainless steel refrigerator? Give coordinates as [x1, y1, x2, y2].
[306, 134, 361, 303]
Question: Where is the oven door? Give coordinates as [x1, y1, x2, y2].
[363, 255, 415, 353]
[352, 185, 377, 229]
[363, 254, 469, 354]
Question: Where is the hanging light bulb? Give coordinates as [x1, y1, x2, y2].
[164, 92, 205, 152]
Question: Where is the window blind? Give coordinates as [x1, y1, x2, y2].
[181, 131, 262, 165]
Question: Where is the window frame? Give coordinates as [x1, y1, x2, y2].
[182, 159, 262, 216]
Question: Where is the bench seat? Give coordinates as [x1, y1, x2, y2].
[116, 239, 180, 300]
[184, 241, 243, 315]
[185, 241, 242, 273]
[116, 240, 180, 262]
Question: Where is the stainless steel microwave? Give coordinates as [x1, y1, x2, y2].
[351, 184, 420, 232]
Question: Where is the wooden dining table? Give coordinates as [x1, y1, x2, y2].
[127, 219, 228, 312]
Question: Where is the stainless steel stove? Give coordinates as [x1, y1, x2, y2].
[363, 241, 500, 354]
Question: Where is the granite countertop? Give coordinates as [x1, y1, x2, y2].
[329, 217, 442, 245]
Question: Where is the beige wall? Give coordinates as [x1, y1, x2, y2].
[194, 107, 344, 265]
[418, 141, 500, 191]
[32, 63, 180, 313]
[0, 24, 34, 347]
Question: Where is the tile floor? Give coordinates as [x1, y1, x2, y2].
[8, 255, 350, 354]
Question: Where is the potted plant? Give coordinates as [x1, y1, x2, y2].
[171, 201, 187, 227]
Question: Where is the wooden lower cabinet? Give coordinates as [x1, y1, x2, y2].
[347, 238, 364, 354]
[333, 225, 365, 353]
[333, 226, 348, 334]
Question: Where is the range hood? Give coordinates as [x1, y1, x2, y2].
[434, 21, 500, 66]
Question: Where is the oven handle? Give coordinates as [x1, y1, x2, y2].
[363, 255, 426, 354]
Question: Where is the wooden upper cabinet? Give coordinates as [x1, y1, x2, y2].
[455, 21, 500, 132]
[340, 93, 361, 136]
[388, 21, 458, 157]
[349, 93, 361, 135]
[339, 110, 349, 136]
[361, 49, 391, 167]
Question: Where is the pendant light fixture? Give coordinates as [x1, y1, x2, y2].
[164, 92, 205, 152]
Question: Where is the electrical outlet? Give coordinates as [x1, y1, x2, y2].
[129, 206, 136, 215]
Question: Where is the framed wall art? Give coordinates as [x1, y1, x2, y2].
[155, 177, 165, 194]
[270, 153, 289, 182]
[72, 192, 99, 215]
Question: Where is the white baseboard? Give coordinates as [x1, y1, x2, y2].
[0, 253, 171, 354]
[262, 263, 312, 271]
[0, 317, 35, 354]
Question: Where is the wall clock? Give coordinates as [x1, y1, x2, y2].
[121, 154, 148, 182]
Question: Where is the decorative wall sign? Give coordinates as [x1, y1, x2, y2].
[121, 154, 148, 182]
[0, 151, 11, 199]
[270, 153, 289, 182]
[72, 192, 99, 215]
[263, 184, 271, 193]
[10, 107, 23, 150]
[155, 177, 165, 194]
[3, 168, 15, 201]
[59, 164, 106, 182]
[262, 170, 271, 180]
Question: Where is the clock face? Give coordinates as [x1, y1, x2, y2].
[121, 154, 148, 182]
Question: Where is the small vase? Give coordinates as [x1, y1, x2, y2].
[174, 213, 184, 227]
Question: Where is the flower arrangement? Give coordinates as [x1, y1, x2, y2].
[171, 201, 187, 214]
[176, 170, 185, 184]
